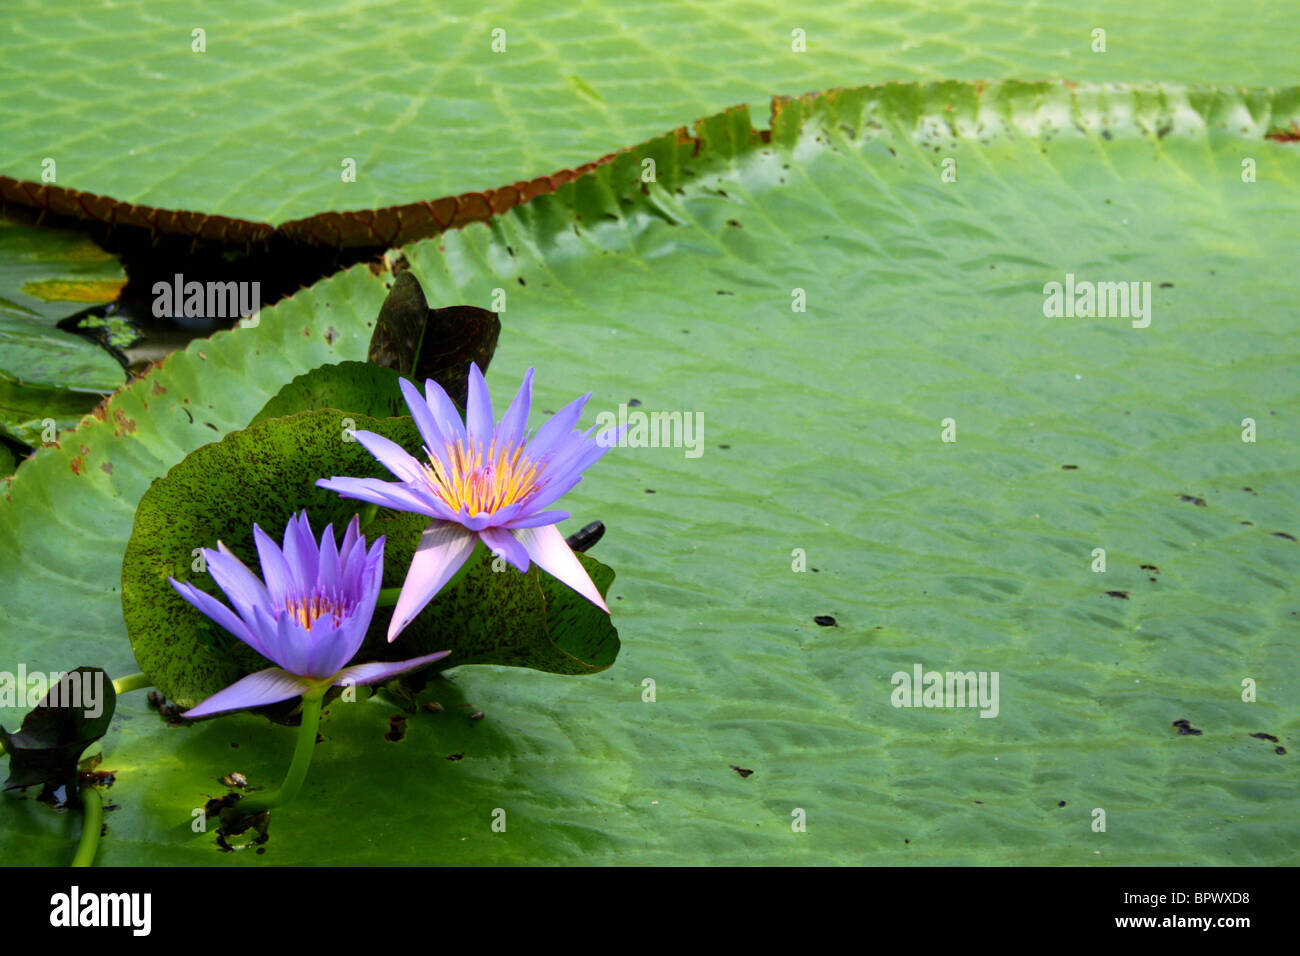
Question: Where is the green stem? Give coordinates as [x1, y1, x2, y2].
[71, 782, 103, 868]
[357, 502, 379, 534]
[234, 688, 325, 816]
[112, 672, 152, 695]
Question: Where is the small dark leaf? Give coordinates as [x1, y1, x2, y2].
[367, 272, 428, 377]
[367, 271, 500, 407]
[0, 667, 117, 798]
[413, 304, 500, 408]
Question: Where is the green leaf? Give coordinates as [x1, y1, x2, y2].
[0, 318, 124, 392]
[0, 667, 116, 797]
[122, 409, 619, 710]
[74, 311, 141, 351]
[0, 213, 126, 324]
[0, 2, 1293, 233]
[1, 83, 1297, 864]
[249, 361, 408, 425]
[0, 214, 126, 442]
[0, 376, 103, 447]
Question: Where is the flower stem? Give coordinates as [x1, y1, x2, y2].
[112, 672, 152, 695]
[357, 502, 379, 533]
[71, 782, 103, 868]
[233, 688, 325, 816]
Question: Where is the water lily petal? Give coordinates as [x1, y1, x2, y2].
[244, 602, 294, 673]
[316, 476, 443, 518]
[181, 667, 315, 719]
[479, 526, 530, 573]
[206, 543, 271, 621]
[388, 521, 479, 641]
[459, 510, 493, 532]
[499, 508, 570, 530]
[350, 429, 426, 485]
[495, 367, 534, 449]
[464, 362, 495, 441]
[169, 579, 270, 659]
[317, 520, 341, 595]
[395, 378, 449, 473]
[540, 428, 617, 483]
[345, 532, 384, 603]
[337, 537, 386, 661]
[515, 523, 609, 612]
[333, 650, 454, 688]
[420, 377, 468, 447]
[282, 512, 318, 592]
[524, 391, 591, 462]
[338, 513, 362, 567]
[273, 606, 335, 678]
[520, 471, 585, 515]
[485, 501, 524, 526]
[253, 522, 294, 607]
[297, 613, 352, 678]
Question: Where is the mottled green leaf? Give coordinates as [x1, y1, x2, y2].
[249, 361, 407, 425]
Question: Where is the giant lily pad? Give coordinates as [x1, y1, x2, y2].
[1, 82, 1298, 866]
[0, 1, 1292, 244]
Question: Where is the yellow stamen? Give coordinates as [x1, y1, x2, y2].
[420, 438, 542, 516]
[284, 592, 346, 631]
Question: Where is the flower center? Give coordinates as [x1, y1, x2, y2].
[420, 438, 542, 516]
[284, 590, 348, 631]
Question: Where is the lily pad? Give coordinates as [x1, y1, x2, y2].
[0, 213, 126, 324]
[0, 0, 1292, 240]
[1, 82, 1297, 865]
[249, 361, 408, 425]
[0, 214, 127, 442]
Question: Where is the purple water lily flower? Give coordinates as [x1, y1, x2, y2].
[317, 363, 622, 640]
[169, 512, 450, 718]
